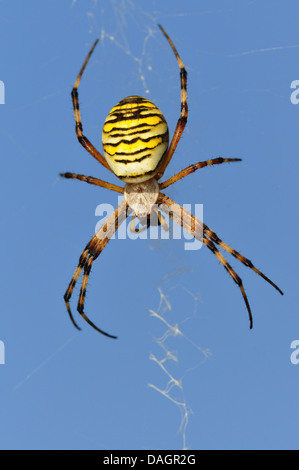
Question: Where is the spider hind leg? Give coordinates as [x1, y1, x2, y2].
[63, 200, 129, 337]
[202, 236, 254, 329]
[63, 244, 117, 338]
[158, 193, 283, 329]
[203, 224, 284, 296]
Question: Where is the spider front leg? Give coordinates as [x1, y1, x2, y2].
[71, 39, 112, 172]
[155, 24, 188, 180]
[63, 200, 130, 337]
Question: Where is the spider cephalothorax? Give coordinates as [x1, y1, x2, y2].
[61, 24, 283, 337]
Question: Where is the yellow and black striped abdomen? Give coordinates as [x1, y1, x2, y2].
[102, 96, 169, 183]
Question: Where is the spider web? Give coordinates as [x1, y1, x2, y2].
[148, 282, 211, 450]
[77, 0, 159, 96]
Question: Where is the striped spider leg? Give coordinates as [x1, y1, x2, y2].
[60, 172, 124, 193]
[159, 157, 242, 190]
[155, 24, 188, 180]
[158, 193, 283, 328]
[71, 39, 112, 172]
[63, 199, 130, 338]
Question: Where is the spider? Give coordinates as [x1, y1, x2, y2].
[61, 24, 283, 338]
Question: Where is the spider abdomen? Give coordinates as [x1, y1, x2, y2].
[102, 96, 169, 183]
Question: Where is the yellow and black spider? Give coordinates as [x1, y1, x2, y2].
[61, 24, 283, 337]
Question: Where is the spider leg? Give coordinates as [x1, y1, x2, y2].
[158, 193, 282, 328]
[202, 224, 284, 295]
[63, 200, 130, 337]
[60, 172, 124, 193]
[76, 254, 118, 337]
[155, 25, 188, 180]
[159, 158, 241, 190]
[71, 39, 112, 172]
[64, 261, 85, 330]
[129, 213, 149, 234]
[152, 207, 169, 231]
[202, 236, 254, 328]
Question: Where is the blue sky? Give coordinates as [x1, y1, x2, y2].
[0, 0, 298, 450]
